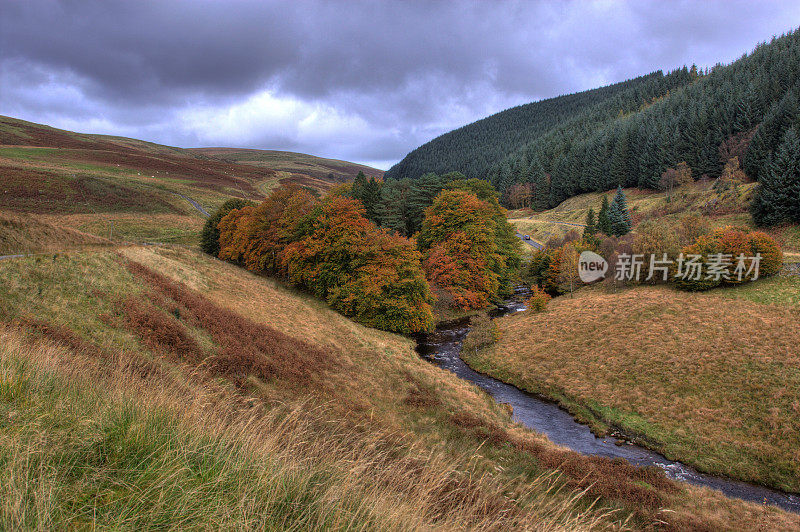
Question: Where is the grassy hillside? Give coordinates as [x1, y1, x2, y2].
[509, 182, 800, 260]
[1, 245, 796, 529]
[464, 282, 800, 493]
[0, 210, 111, 255]
[0, 116, 381, 248]
[193, 147, 384, 192]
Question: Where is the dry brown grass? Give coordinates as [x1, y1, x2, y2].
[2, 245, 799, 529]
[0, 320, 613, 531]
[0, 210, 110, 254]
[474, 285, 800, 493]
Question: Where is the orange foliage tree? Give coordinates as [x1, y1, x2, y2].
[218, 185, 316, 275]
[418, 190, 503, 310]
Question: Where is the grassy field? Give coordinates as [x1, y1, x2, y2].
[1, 246, 796, 529]
[465, 282, 800, 494]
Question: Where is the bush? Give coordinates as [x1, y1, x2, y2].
[673, 227, 782, 291]
[747, 231, 783, 277]
[675, 213, 711, 247]
[526, 286, 551, 313]
[633, 219, 680, 258]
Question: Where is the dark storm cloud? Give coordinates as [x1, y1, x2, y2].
[2, 0, 800, 168]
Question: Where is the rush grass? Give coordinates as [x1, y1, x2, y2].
[468, 285, 800, 493]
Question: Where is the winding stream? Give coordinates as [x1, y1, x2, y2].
[415, 288, 800, 513]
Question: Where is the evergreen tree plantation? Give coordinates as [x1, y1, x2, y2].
[388, 29, 800, 227]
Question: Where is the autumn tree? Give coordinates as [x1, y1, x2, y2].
[506, 183, 534, 209]
[445, 178, 521, 297]
[217, 186, 434, 333]
[218, 185, 316, 274]
[418, 189, 502, 310]
[659, 162, 693, 202]
[280, 195, 434, 333]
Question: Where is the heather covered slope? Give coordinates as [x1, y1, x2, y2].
[1, 245, 796, 529]
[192, 147, 384, 190]
[0, 116, 380, 246]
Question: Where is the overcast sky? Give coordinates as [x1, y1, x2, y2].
[2, 1, 800, 170]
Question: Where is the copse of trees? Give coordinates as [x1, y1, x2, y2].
[216, 185, 434, 334]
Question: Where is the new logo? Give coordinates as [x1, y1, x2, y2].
[578, 251, 608, 283]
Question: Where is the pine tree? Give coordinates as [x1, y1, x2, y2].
[584, 208, 597, 235]
[582, 208, 599, 247]
[751, 128, 800, 226]
[597, 195, 611, 235]
[377, 184, 406, 234]
[608, 186, 632, 236]
[362, 177, 382, 223]
[351, 171, 368, 198]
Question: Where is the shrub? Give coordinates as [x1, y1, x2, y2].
[633, 219, 680, 258]
[674, 227, 783, 291]
[672, 234, 726, 291]
[675, 213, 711, 247]
[526, 286, 551, 313]
[747, 231, 783, 277]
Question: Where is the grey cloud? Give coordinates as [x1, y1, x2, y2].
[1, 0, 799, 168]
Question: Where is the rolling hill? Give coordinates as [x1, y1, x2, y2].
[0, 115, 383, 246]
[192, 147, 383, 190]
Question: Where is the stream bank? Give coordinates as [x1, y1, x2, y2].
[414, 288, 800, 513]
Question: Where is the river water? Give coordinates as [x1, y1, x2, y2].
[414, 288, 800, 513]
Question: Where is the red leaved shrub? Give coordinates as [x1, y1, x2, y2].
[116, 295, 203, 362]
[125, 260, 342, 388]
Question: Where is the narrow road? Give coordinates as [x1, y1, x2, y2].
[172, 193, 210, 217]
[0, 254, 28, 261]
[547, 220, 585, 228]
[515, 232, 544, 250]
